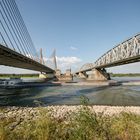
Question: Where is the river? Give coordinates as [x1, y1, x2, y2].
[0, 77, 140, 107]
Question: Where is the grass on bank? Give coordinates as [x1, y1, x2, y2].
[0, 106, 140, 140]
[110, 73, 140, 77]
[0, 73, 39, 78]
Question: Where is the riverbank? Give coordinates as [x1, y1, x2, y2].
[1, 105, 140, 120]
[61, 80, 140, 86]
[111, 73, 140, 77]
[1, 105, 140, 127]
[0, 105, 140, 140]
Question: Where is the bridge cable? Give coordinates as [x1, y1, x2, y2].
[7, 0, 35, 59]
[4, 0, 33, 58]
[0, 21, 15, 50]
[0, 2, 24, 54]
[0, 31, 8, 47]
[0, 7, 21, 53]
[12, 0, 39, 61]
[2, 0, 29, 56]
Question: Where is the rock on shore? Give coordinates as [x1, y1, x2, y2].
[0, 105, 140, 130]
[1, 105, 140, 119]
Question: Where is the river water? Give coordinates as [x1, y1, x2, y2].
[0, 77, 140, 107]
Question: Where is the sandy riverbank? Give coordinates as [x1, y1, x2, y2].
[60, 80, 140, 86]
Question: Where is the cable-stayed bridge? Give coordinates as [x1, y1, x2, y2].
[75, 33, 140, 80]
[0, 0, 55, 73]
[1, 0, 140, 80]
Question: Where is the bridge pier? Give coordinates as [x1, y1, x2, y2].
[87, 68, 110, 81]
[78, 72, 88, 79]
[55, 69, 73, 81]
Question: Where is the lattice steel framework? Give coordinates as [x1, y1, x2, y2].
[95, 33, 140, 67]
[80, 63, 95, 71]
[78, 33, 140, 73]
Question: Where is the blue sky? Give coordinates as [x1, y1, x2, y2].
[0, 0, 140, 73]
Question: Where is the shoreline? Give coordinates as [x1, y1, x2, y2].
[1, 105, 140, 117]
[61, 80, 140, 86]
[1, 105, 140, 129]
[1, 105, 140, 133]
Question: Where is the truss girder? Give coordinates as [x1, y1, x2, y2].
[78, 33, 140, 73]
[95, 34, 140, 67]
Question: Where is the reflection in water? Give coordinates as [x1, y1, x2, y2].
[0, 85, 140, 107]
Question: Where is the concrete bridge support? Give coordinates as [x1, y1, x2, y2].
[87, 68, 110, 81]
[55, 69, 73, 81]
[78, 72, 88, 79]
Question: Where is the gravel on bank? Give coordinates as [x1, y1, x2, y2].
[0, 105, 140, 130]
[1, 105, 140, 119]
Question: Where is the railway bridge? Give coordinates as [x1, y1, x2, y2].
[75, 33, 140, 80]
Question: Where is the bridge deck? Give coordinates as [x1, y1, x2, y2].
[76, 33, 140, 74]
[0, 44, 54, 73]
[77, 55, 140, 74]
[95, 55, 140, 69]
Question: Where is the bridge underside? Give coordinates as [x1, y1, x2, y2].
[95, 55, 140, 69]
[0, 44, 54, 73]
[77, 55, 140, 74]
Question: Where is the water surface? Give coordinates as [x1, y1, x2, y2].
[0, 84, 140, 107]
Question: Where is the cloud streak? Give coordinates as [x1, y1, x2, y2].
[70, 46, 78, 50]
[57, 56, 82, 72]
[45, 56, 82, 71]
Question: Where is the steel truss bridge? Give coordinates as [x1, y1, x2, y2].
[77, 33, 140, 74]
[0, 0, 55, 73]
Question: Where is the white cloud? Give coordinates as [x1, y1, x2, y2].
[43, 56, 82, 72]
[44, 56, 82, 72]
[70, 46, 77, 50]
[56, 56, 81, 63]
[57, 56, 82, 71]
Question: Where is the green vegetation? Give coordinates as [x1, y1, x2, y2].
[110, 73, 140, 77]
[0, 73, 39, 78]
[0, 107, 140, 140]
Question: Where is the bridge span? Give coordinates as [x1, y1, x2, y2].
[0, 44, 54, 73]
[0, 0, 55, 74]
[75, 33, 140, 80]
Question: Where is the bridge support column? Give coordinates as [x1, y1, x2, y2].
[55, 69, 73, 81]
[87, 68, 110, 81]
[79, 72, 88, 79]
[55, 69, 61, 81]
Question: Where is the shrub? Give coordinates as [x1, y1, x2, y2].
[0, 107, 140, 140]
